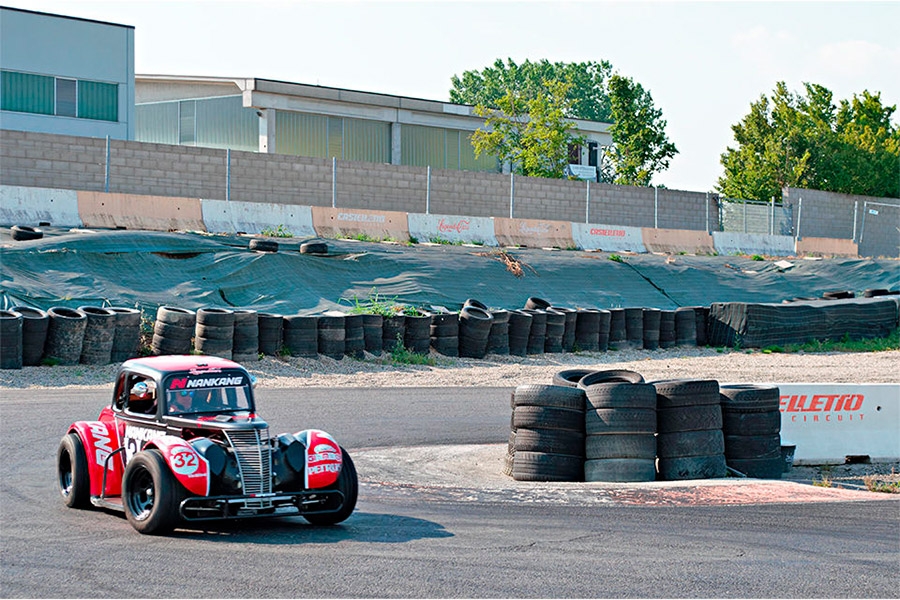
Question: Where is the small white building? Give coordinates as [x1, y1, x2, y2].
[0, 6, 135, 140]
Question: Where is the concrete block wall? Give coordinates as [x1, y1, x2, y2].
[586, 183, 656, 227]
[430, 169, 510, 218]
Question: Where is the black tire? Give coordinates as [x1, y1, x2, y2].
[300, 241, 328, 254]
[10, 306, 48, 367]
[249, 238, 279, 252]
[0, 310, 23, 370]
[651, 379, 721, 408]
[584, 458, 656, 482]
[78, 306, 116, 365]
[512, 451, 583, 482]
[45, 307, 87, 365]
[109, 307, 142, 363]
[585, 408, 656, 435]
[57, 433, 90, 509]
[154, 321, 195, 340]
[515, 428, 585, 456]
[582, 382, 658, 410]
[726, 456, 784, 479]
[512, 384, 585, 410]
[122, 450, 184, 535]
[196, 308, 235, 327]
[657, 454, 727, 481]
[585, 433, 656, 460]
[721, 410, 781, 436]
[524, 297, 551, 310]
[657, 429, 725, 459]
[10, 225, 43, 241]
[578, 369, 645, 388]
[303, 448, 358, 525]
[719, 384, 780, 412]
[463, 298, 488, 310]
[724, 434, 782, 459]
[552, 368, 595, 388]
[195, 324, 236, 341]
[513, 406, 584, 432]
[657, 404, 723, 433]
[156, 306, 196, 327]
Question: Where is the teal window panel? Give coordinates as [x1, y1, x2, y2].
[77, 80, 118, 121]
[401, 124, 446, 168]
[195, 96, 257, 151]
[344, 118, 390, 163]
[179, 100, 196, 145]
[56, 78, 77, 118]
[276, 111, 328, 157]
[135, 102, 179, 145]
[1, 70, 54, 115]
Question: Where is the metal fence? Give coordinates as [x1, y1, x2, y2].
[719, 198, 793, 236]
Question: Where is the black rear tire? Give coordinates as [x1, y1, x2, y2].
[57, 433, 91, 509]
[303, 448, 358, 525]
[123, 450, 184, 535]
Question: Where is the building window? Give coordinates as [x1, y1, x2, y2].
[0, 69, 118, 122]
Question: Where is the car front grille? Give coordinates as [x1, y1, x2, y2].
[224, 428, 272, 508]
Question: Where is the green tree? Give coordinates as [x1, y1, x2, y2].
[450, 58, 613, 122]
[606, 75, 678, 186]
[470, 80, 583, 178]
[718, 82, 899, 202]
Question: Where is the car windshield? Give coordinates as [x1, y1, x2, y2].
[166, 385, 252, 415]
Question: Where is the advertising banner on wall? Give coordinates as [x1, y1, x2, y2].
[407, 213, 497, 246]
[571, 222, 646, 252]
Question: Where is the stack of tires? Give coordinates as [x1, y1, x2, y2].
[282, 315, 318, 357]
[46, 307, 88, 364]
[317, 313, 345, 359]
[720, 384, 783, 479]
[642, 308, 661, 350]
[403, 313, 431, 354]
[658, 310, 676, 349]
[458, 306, 493, 359]
[78, 306, 116, 365]
[674, 307, 697, 346]
[194, 308, 235, 359]
[232, 309, 259, 363]
[694, 306, 710, 346]
[486, 309, 510, 355]
[429, 312, 459, 357]
[151, 307, 194, 356]
[543, 309, 566, 353]
[509, 384, 586, 482]
[653, 379, 727, 480]
[108, 307, 142, 363]
[623, 308, 643, 350]
[0, 310, 23, 369]
[382, 314, 406, 353]
[10, 306, 49, 366]
[257, 313, 284, 356]
[506, 310, 532, 357]
[362, 314, 384, 355]
[523, 309, 547, 355]
[574, 309, 600, 352]
[556, 307, 578, 352]
[608, 309, 626, 349]
[576, 370, 657, 482]
[344, 314, 366, 359]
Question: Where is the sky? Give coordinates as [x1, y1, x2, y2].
[4, 0, 899, 193]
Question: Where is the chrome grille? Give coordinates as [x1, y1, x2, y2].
[224, 428, 272, 508]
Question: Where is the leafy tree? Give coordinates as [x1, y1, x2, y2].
[718, 82, 899, 202]
[470, 80, 583, 178]
[606, 75, 678, 186]
[450, 58, 613, 122]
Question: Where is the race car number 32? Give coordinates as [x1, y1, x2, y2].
[171, 449, 200, 475]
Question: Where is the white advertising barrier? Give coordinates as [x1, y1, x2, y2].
[712, 232, 795, 257]
[571, 222, 646, 253]
[0, 185, 82, 227]
[201, 200, 316, 237]
[407, 213, 497, 246]
[774, 383, 899, 464]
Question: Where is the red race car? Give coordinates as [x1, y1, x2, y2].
[57, 355, 358, 534]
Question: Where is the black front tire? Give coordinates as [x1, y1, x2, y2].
[57, 433, 90, 509]
[303, 448, 358, 526]
[122, 450, 184, 535]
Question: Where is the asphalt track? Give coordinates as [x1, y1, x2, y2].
[1, 387, 898, 598]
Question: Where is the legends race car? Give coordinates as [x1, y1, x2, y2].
[56, 355, 358, 534]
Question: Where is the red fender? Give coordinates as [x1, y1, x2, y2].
[294, 429, 342, 489]
[143, 436, 210, 497]
[69, 421, 123, 497]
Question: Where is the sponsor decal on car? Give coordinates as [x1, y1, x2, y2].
[169, 375, 245, 390]
[123, 424, 165, 463]
[304, 430, 342, 488]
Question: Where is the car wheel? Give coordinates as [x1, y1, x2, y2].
[122, 450, 183, 535]
[57, 433, 91, 509]
[303, 447, 358, 526]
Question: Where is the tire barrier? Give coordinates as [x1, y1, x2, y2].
[522, 308, 547, 355]
[642, 308, 661, 351]
[459, 306, 494, 359]
[381, 314, 406, 353]
[257, 313, 284, 356]
[108, 307, 142, 363]
[510, 384, 586, 482]
[543, 308, 566, 353]
[486, 310, 510, 355]
[362, 314, 384, 355]
[608, 308, 626, 349]
[694, 306, 710, 347]
[430, 312, 459, 357]
[552, 368, 596, 388]
[248, 238, 278, 253]
[0, 310, 23, 369]
[232, 309, 259, 363]
[10, 225, 43, 241]
[623, 307, 643, 350]
[10, 306, 49, 366]
[720, 384, 783, 479]
[317, 314, 345, 360]
[554, 307, 578, 352]
[403, 313, 431, 354]
[45, 306, 87, 365]
[194, 307, 235, 360]
[463, 298, 489, 311]
[506, 310, 532, 357]
[574, 309, 600, 352]
[652, 379, 727, 481]
[707, 297, 900, 348]
[674, 307, 697, 346]
[822, 290, 854, 300]
[299, 241, 328, 255]
[658, 310, 676, 349]
[282, 315, 318, 357]
[78, 306, 116, 365]
[344, 313, 366, 359]
[524, 297, 551, 310]
[152, 306, 195, 356]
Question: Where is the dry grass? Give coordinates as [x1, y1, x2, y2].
[472, 249, 536, 278]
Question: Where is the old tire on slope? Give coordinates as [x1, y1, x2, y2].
[10, 225, 43, 241]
